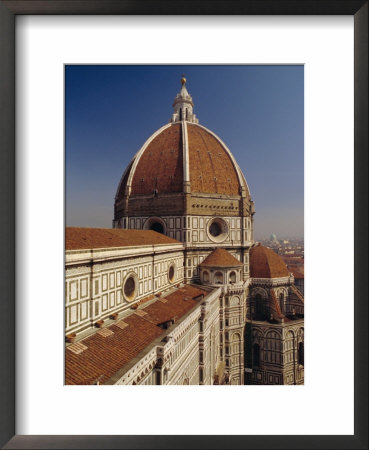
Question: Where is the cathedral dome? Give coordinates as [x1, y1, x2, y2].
[115, 121, 249, 200]
[250, 244, 290, 278]
[114, 77, 254, 225]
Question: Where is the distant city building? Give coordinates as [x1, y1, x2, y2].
[65, 78, 304, 385]
[270, 233, 278, 243]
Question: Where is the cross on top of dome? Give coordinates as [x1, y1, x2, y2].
[170, 76, 199, 124]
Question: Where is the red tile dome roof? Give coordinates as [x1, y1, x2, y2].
[130, 123, 183, 196]
[200, 248, 243, 268]
[249, 244, 290, 278]
[187, 123, 242, 196]
[115, 122, 249, 201]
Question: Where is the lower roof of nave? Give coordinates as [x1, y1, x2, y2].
[65, 283, 211, 385]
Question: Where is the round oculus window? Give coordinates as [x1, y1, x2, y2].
[123, 274, 137, 302]
[209, 221, 222, 237]
[207, 218, 228, 243]
[168, 264, 175, 283]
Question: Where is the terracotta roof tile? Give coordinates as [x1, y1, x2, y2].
[142, 285, 207, 325]
[116, 122, 249, 201]
[250, 244, 289, 278]
[288, 265, 304, 279]
[65, 314, 162, 385]
[65, 285, 208, 385]
[200, 248, 243, 267]
[66, 227, 181, 250]
[131, 123, 183, 195]
[187, 124, 242, 196]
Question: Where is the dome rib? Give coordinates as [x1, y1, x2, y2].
[116, 123, 177, 198]
[187, 123, 250, 198]
[130, 123, 183, 195]
[115, 159, 134, 200]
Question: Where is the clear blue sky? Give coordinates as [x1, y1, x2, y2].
[66, 65, 304, 239]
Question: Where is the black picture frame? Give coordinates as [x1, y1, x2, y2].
[0, 1, 367, 449]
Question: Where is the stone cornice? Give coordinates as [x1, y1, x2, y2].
[66, 242, 184, 266]
[247, 318, 304, 329]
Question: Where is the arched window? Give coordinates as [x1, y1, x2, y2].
[286, 330, 295, 363]
[279, 293, 284, 313]
[253, 343, 260, 367]
[232, 333, 241, 353]
[298, 342, 304, 365]
[229, 271, 237, 283]
[265, 331, 279, 364]
[214, 271, 223, 284]
[255, 294, 267, 320]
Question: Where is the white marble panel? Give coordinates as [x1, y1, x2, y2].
[102, 274, 108, 291]
[109, 273, 115, 289]
[80, 301, 88, 320]
[70, 305, 78, 324]
[70, 280, 78, 301]
[102, 294, 108, 311]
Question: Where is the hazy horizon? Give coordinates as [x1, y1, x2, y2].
[66, 65, 304, 240]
